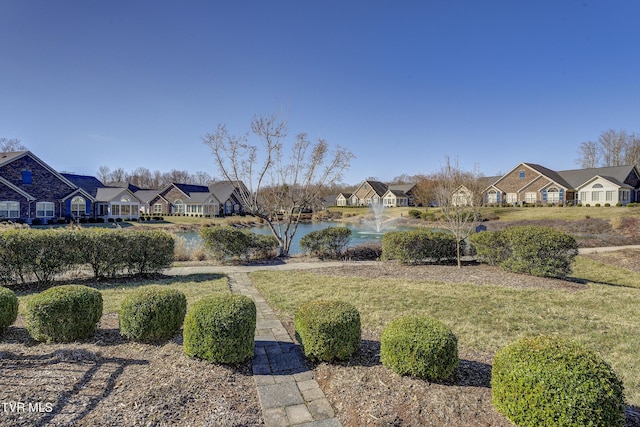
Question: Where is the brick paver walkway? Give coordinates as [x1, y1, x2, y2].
[228, 272, 342, 427]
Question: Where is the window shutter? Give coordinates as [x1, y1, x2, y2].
[542, 189, 547, 202]
[559, 189, 564, 201]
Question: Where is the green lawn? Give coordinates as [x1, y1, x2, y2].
[16, 273, 229, 315]
[250, 256, 640, 406]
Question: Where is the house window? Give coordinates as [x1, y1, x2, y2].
[153, 203, 163, 213]
[71, 196, 86, 216]
[22, 170, 32, 184]
[620, 190, 630, 202]
[519, 170, 525, 180]
[0, 201, 20, 218]
[547, 188, 560, 203]
[174, 200, 184, 214]
[506, 193, 518, 203]
[592, 183, 604, 189]
[486, 190, 499, 204]
[525, 192, 537, 203]
[36, 202, 54, 218]
[579, 191, 587, 203]
[591, 191, 601, 202]
[606, 191, 614, 202]
[112, 205, 120, 216]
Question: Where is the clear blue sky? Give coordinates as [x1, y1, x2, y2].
[2, 1, 639, 185]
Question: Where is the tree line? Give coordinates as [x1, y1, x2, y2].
[575, 129, 640, 168]
[95, 165, 216, 189]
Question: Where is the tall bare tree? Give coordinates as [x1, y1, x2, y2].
[0, 138, 27, 152]
[203, 113, 354, 256]
[575, 141, 601, 168]
[433, 157, 484, 268]
[624, 133, 640, 166]
[599, 129, 627, 167]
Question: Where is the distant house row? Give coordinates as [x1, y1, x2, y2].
[338, 162, 640, 208]
[483, 162, 640, 206]
[0, 150, 245, 224]
[336, 181, 417, 207]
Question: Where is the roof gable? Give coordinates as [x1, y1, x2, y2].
[0, 151, 78, 189]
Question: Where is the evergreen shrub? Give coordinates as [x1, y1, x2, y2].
[183, 294, 256, 363]
[299, 227, 352, 259]
[380, 315, 458, 380]
[25, 285, 103, 343]
[492, 335, 625, 427]
[119, 286, 187, 343]
[0, 287, 18, 334]
[381, 229, 457, 264]
[471, 226, 578, 277]
[294, 300, 361, 361]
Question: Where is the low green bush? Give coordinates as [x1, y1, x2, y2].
[294, 300, 361, 361]
[380, 315, 458, 380]
[119, 286, 187, 343]
[299, 227, 352, 259]
[382, 229, 457, 264]
[0, 287, 18, 334]
[471, 226, 578, 277]
[492, 335, 625, 427]
[183, 294, 256, 363]
[124, 230, 175, 275]
[200, 226, 278, 260]
[25, 285, 103, 343]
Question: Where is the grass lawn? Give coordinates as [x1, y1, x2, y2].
[250, 256, 640, 406]
[15, 273, 229, 315]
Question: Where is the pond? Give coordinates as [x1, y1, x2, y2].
[177, 221, 412, 255]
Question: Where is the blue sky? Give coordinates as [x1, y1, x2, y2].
[1, 1, 639, 185]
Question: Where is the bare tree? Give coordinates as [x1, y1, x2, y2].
[0, 138, 27, 152]
[599, 129, 627, 167]
[193, 171, 213, 186]
[624, 133, 640, 166]
[433, 157, 484, 268]
[412, 174, 440, 207]
[203, 113, 354, 256]
[575, 141, 601, 168]
[97, 165, 111, 183]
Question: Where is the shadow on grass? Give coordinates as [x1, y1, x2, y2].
[12, 273, 227, 296]
[0, 349, 148, 427]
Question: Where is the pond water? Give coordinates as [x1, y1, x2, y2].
[177, 221, 411, 255]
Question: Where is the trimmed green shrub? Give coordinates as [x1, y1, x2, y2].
[492, 335, 625, 427]
[0, 287, 18, 334]
[119, 286, 187, 343]
[382, 229, 457, 264]
[294, 300, 361, 361]
[183, 294, 256, 363]
[299, 227, 352, 259]
[380, 315, 458, 380]
[200, 226, 278, 260]
[469, 230, 508, 266]
[124, 230, 175, 275]
[76, 228, 127, 278]
[25, 285, 103, 343]
[471, 226, 578, 277]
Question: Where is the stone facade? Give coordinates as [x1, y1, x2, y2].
[0, 154, 76, 220]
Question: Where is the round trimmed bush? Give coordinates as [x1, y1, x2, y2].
[25, 285, 103, 343]
[380, 315, 458, 380]
[119, 286, 187, 343]
[0, 287, 18, 334]
[294, 300, 361, 361]
[183, 294, 256, 364]
[491, 335, 625, 427]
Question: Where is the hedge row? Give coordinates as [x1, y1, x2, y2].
[470, 225, 578, 277]
[0, 228, 175, 285]
[200, 226, 278, 261]
[381, 229, 458, 264]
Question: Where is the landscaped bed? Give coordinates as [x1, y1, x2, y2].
[2, 254, 640, 426]
[251, 255, 640, 426]
[0, 274, 262, 427]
